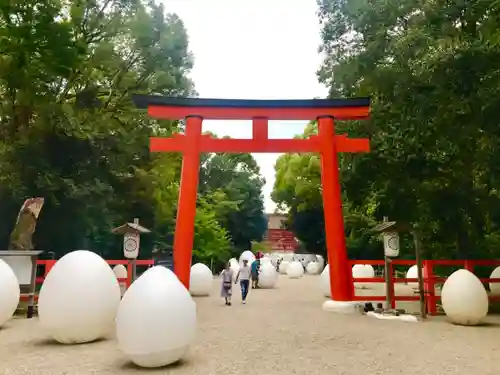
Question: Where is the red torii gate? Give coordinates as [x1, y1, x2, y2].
[132, 95, 370, 303]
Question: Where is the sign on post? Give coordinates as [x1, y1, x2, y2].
[383, 231, 400, 257]
[112, 218, 151, 285]
[124, 232, 140, 259]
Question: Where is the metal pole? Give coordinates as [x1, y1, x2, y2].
[413, 228, 427, 319]
[27, 255, 38, 319]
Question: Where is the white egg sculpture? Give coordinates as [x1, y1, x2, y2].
[189, 263, 213, 296]
[259, 263, 278, 289]
[113, 264, 128, 296]
[38, 250, 121, 344]
[0, 259, 20, 327]
[229, 258, 238, 266]
[287, 261, 304, 279]
[441, 269, 488, 326]
[352, 264, 375, 289]
[229, 262, 240, 281]
[306, 261, 321, 275]
[321, 266, 331, 297]
[406, 265, 421, 288]
[278, 260, 289, 274]
[316, 255, 325, 269]
[489, 266, 500, 295]
[239, 250, 255, 267]
[260, 257, 272, 266]
[116, 266, 196, 367]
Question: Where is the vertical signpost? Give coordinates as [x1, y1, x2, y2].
[112, 218, 150, 285]
[372, 218, 401, 311]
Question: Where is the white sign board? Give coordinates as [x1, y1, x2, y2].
[383, 232, 400, 257]
[123, 232, 140, 259]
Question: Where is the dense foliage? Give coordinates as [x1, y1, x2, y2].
[273, 0, 500, 260]
[0, 0, 266, 266]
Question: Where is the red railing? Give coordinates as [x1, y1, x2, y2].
[350, 259, 500, 315]
[21, 259, 154, 301]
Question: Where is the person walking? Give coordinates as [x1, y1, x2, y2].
[220, 262, 234, 306]
[235, 259, 251, 304]
[251, 258, 260, 289]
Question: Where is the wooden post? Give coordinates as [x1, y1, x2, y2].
[413, 229, 427, 319]
[26, 254, 38, 318]
[382, 217, 392, 310]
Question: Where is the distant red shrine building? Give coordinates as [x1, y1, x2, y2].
[263, 213, 299, 252]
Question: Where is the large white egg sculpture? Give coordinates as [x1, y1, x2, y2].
[406, 265, 420, 288]
[229, 258, 238, 266]
[239, 250, 255, 266]
[0, 259, 20, 327]
[260, 257, 271, 266]
[441, 269, 488, 326]
[352, 264, 375, 289]
[38, 250, 121, 344]
[321, 266, 331, 297]
[230, 262, 240, 281]
[489, 266, 500, 295]
[287, 261, 304, 279]
[316, 255, 325, 269]
[116, 266, 196, 367]
[113, 264, 128, 296]
[270, 256, 278, 267]
[278, 260, 289, 274]
[189, 263, 213, 296]
[259, 263, 278, 289]
[306, 262, 321, 275]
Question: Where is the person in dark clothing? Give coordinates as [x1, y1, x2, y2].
[251, 259, 260, 289]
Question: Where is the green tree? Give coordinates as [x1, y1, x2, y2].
[199, 152, 268, 252]
[0, 0, 268, 266]
[316, 0, 500, 260]
[0, 0, 192, 258]
[272, 124, 382, 258]
[192, 198, 231, 267]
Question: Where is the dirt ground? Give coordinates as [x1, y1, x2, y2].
[1, 275, 499, 375]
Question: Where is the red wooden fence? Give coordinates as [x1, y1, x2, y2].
[23, 258, 500, 316]
[350, 259, 500, 315]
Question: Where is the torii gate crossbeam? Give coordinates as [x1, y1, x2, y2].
[133, 95, 371, 304]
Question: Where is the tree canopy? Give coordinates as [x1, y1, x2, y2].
[0, 0, 266, 267]
[273, 0, 500, 261]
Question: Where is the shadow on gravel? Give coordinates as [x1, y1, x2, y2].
[118, 358, 189, 372]
[30, 337, 108, 347]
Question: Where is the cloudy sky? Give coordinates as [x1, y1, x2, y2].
[162, 0, 327, 211]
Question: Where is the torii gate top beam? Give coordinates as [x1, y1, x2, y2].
[132, 95, 370, 121]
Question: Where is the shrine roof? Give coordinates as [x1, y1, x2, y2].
[132, 95, 370, 109]
[111, 222, 151, 235]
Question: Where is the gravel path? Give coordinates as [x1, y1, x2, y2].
[1, 275, 499, 375]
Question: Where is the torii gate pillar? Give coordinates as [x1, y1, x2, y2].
[133, 95, 371, 312]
